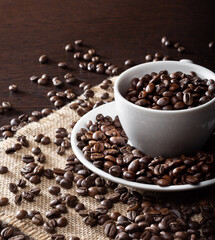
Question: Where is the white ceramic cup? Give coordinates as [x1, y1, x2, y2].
[114, 60, 215, 157]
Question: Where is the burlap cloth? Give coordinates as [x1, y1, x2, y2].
[0, 77, 213, 239]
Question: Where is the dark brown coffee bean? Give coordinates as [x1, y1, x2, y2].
[39, 55, 48, 64]
[75, 40, 83, 46]
[44, 219, 57, 233]
[48, 186, 60, 195]
[16, 179, 26, 188]
[32, 214, 43, 226]
[69, 237, 80, 240]
[22, 191, 34, 202]
[0, 197, 9, 206]
[32, 147, 41, 155]
[0, 166, 8, 174]
[145, 54, 153, 62]
[46, 209, 61, 219]
[41, 136, 51, 145]
[178, 46, 186, 53]
[51, 234, 65, 240]
[16, 210, 27, 219]
[66, 195, 78, 208]
[65, 44, 73, 52]
[57, 216, 68, 227]
[2, 101, 12, 110]
[9, 84, 18, 92]
[58, 62, 68, 69]
[209, 41, 215, 48]
[29, 175, 41, 184]
[125, 59, 135, 66]
[1, 226, 14, 237]
[104, 222, 117, 238]
[9, 183, 18, 193]
[30, 187, 41, 196]
[30, 75, 39, 82]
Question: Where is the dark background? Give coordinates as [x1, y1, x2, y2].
[0, 0, 215, 127]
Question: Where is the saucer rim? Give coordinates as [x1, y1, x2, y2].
[71, 101, 215, 192]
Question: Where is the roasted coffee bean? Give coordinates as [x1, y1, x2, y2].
[39, 55, 48, 64]
[32, 214, 43, 225]
[125, 71, 214, 110]
[209, 41, 215, 48]
[29, 175, 41, 184]
[9, 183, 18, 193]
[51, 234, 65, 240]
[0, 197, 9, 206]
[9, 84, 18, 92]
[48, 186, 60, 195]
[2, 101, 12, 110]
[32, 147, 41, 155]
[44, 219, 57, 233]
[46, 209, 61, 219]
[16, 210, 27, 219]
[74, 40, 83, 46]
[66, 195, 78, 208]
[1, 226, 14, 237]
[65, 44, 73, 51]
[57, 216, 68, 227]
[22, 191, 34, 202]
[58, 62, 68, 69]
[125, 59, 135, 67]
[0, 166, 8, 174]
[104, 222, 117, 238]
[41, 136, 51, 145]
[69, 237, 80, 240]
[30, 187, 41, 196]
[30, 75, 39, 82]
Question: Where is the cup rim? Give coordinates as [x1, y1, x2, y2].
[114, 60, 215, 114]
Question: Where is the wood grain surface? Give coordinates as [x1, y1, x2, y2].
[0, 0, 215, 127]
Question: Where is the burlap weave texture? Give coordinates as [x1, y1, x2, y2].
[0, 77, 123, 240]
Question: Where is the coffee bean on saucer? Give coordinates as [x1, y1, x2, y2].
[39, 55, 48, 64]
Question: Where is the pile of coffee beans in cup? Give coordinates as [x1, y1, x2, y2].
[76, 114, 215, 186]
[125, 71, 215, 110]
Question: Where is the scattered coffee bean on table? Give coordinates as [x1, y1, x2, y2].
[9, 84, 18, 92]
[39, 54, 49, 64]
[125, 71, 215, 110]
[209, 41, 214, 48]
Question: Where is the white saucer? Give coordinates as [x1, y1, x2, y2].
[71, 101, 215, 192]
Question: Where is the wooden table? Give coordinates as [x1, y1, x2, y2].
[0, 0, 215, 128]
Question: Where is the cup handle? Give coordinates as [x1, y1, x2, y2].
[179, 59, 193, 64]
